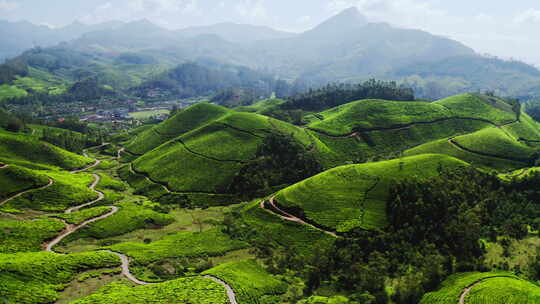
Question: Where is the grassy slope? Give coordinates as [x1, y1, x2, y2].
[0, 164, 49, 200]
[453, 127, 536, 162]
[0, 129, 93, 171]
[131, 104, 316, 194]
[306, 94, 516, 135]
[420, 272, 540, 304]
[405, 113, 540, 171]
[108, 229, 249, 265]
[404, 138, 525, 171]
[0, 218, 65, 253]
[71, 277, 228, 304]
[275, 154, 469, 232]
[301, 93, 523, 168]
[1, 171, 97, 212]
[433, 93, 516, 124]
[235, 98, 285, 113]
[0, 251, 120, 304]
[307, 99, 452, 135]
[203, 259, 287, 304]
[64, 201, 174, 241]
[241, 200, 336, 257]
[126, 103, 230, 155]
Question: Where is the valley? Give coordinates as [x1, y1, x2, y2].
[1, 4, 540, 304]
[1, 91, 540, 303]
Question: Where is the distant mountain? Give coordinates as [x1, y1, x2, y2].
[132, 62, 291, 101]
[2, 7, 540, 100]
[253, 7, 475, 82]
[177, 22, 296, 43]
[69, 20, 181, 52]
[0, 20, 122, 61]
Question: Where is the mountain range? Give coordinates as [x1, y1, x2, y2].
[2, 7, 540, 100]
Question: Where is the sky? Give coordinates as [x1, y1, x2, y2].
[1, 0, 540, 65]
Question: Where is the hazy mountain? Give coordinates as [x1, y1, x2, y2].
[68, 20, 182, 52]
[0, 20, 123, 61]
[2, 7, 540, 99]
[253, 7, 476, 82]
[177, 22, 296, 43]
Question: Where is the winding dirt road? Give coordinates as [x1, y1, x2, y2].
[448, 138, 530, 163]
[65, 174, 104, 214]
[101, 250, 154, 285]
[129, 163, 170, 193]
[204, 275, 238, 304]
[458, 276, 516, 304]
[41, 146, 240, 302]
[0, 178, 54, 206]
[261, 196, 337, 237]
[45, 206, 118, 252]
[117, 148, 125, 159]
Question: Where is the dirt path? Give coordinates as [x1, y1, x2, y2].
[45, 206, 118, 252]
[71, 159, 102, 174]
[0, 178, 54, 206]
[65, 174, 104, 214]
[129, 163, 171, 193]
[203, 275, 238, 304]
[261, 197, 337, 237]
[306, 116, 513, 138]
[458, 276, 516, 304]
[0, 164, 8, 169]
[100, 250, 154, 285]
[117, 148, 125, 159]
[448, 138, 529, 163]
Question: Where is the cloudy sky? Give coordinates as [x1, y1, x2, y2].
[1, 0, 540, 65]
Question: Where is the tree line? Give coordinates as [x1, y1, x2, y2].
[222, 167, 540, 304]
[283, 79, 415, 111]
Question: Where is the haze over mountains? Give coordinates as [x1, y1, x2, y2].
[2, 7, 540, 99]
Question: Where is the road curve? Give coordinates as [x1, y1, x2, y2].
[261, 197, 337, 237]
[0, 178, 54, 206]
[45, 206, 118, 252]
[129, 163, 170, 193]
[71, 159, 102, 174]
[458, 276, 517, 304]
[65, 174, 104, 214]
[101, 250, 154, 286]
[117, 147, 125, 159]
[203, 275, 238, 304]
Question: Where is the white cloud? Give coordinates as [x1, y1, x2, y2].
[513, 8, 540, 24]
[81, 0, 200, 24]
[235, 0, 269, 22]
[0, 0, 18, 11]
[297, 15, 311, 24]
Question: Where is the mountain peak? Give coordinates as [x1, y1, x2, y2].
[337, 7, 364, 18]
[303, 7, 367, 36]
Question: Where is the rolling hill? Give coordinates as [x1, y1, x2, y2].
[420, 272, 540, 304]
[122, 93, 540, 208]
[272, 154, 468, 233]
[123, 103, 321, 204]
[0, 128, 93, 170]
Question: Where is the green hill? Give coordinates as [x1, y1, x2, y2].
[124, 103, 323, 203]
[0, 164, 49, 201]
[202, 259, 287, 304]
[302, 93, 540, 170]
[235, 98, 285, 114]
[420, 272, 540, 304]
[126, 103, 230, 155]
[274, 154, 468, 232]
[0, 129, 93, 170]
[306, 94, 515, 136]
